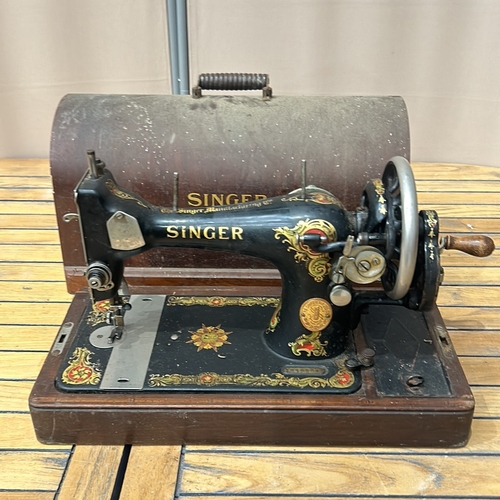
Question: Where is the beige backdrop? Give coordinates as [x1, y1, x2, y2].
[0, 0, 171, 158]
[2, 0, 500, 166]
[189, 0, 500, 166]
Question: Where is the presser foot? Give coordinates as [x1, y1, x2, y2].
[105, 296, 132, 344]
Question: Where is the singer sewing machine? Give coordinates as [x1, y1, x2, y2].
[29, 91, 494, 447]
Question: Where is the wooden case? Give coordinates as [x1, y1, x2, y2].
[30, 288, 473, 447]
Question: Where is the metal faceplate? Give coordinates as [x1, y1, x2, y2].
[106, 211, 145, 251]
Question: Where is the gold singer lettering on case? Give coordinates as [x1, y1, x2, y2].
[187, 192, 267, 207]
[166, 225, 244, 240]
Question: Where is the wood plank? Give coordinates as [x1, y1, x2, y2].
[0, 202, 55, 215]
[4, 302, 497, 330]
[0, 159, 50, 176]
[0, 310, 495, 402]
[461, 357, 500, 386]
[57, 446, 124, 500]
[120, 446, 182, 500]
[450, 331, 500, 356]
[442, 267, 500, 285]
[0, 352, 47, 380]
[418, 192, 500, 204]
[1, 372, 492, 417]
[0, 493, 55, 500]
[0, 229, 59, 244]
[0, 326, 59, 351]
[0, 303, 67, 325]
[473, 387, 500, 418]
[420, 205, 500, 217]
[2, 262, 495, 286]
[0, 160, 494, 182]
[0, 188, 53, 201]
[441, 307, 500, 330]
[2, 408, 498, 457]
[0, 245, 62, 263]
[416, 180, 500, 193]
[179, 452, 500, 496]
[0, 414, 70, 450]
[438, 286, 500, 307]
[0, 282, 70, 302]
[0, 263, 65, 281]
[180, 498, 481, 500]
[440, 218, 500, 233]
[418, 203, 500, 220]
[441, 252, 500, 267]
[0, 214, 57, 229]
[0, 451, 68, 491]
[0, 381, 32, 411]
[412, 162, 500, 181]
[0, 160, 496, 184]
[0, 177, 51, 189]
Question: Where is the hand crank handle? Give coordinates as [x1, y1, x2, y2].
[440, 235, 495, 257]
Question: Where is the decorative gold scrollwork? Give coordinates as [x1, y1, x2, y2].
[288, 331, 328, 357]
[167, 296, 279, 307]
[61, 347, 101, 385]
[273, 219, 336, 282]
[149, 368, 354, 389]
[105, 180, 149, 208]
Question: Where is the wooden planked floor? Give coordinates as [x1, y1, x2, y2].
[0, 159, 499, 499]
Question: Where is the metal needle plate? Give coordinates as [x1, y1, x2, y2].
[97, 295, 165, 390]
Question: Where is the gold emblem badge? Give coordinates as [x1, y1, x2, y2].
[299, 298, 333, 331]
[186, 324, 232, 352]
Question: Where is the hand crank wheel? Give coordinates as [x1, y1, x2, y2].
[381, 156, 419, 300]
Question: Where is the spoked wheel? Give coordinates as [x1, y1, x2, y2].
[381, 156, 419, 300]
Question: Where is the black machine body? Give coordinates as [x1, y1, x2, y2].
[56, 152, 493, 395]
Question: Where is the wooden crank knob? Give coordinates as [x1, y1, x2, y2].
[441, 235, 495, 257]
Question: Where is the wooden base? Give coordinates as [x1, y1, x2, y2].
[29, 290, 474, 448]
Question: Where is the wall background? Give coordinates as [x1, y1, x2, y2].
[0, 0, 171, 158]
[2, 0, 500, 166]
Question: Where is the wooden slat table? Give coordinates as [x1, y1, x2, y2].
[0, 159, 499, 499]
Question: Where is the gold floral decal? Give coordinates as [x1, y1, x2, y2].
[167, 296, 279, 308]
[266, 300, 282, 333]
[186, 324, 232, 352]
[105, 179, 148, 208]
[273, 219, 336, 282]
[87, 299, 111, 326]
[289, 331, 328, 357]
[426, 211, 438, 261]
[149, 369, 354, 389]
[372, 179, 387, 215]
[61, 347, 101, 385]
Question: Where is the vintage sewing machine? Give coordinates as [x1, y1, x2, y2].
[29, 90, 494, 447]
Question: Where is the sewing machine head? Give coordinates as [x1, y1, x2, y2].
[72, 151, 493, 362]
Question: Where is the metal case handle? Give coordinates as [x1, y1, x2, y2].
[192, 73, 272, 100]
